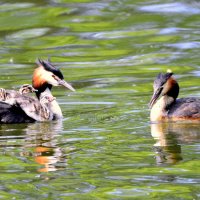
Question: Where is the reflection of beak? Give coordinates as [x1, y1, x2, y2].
[58, 80, 76, 92]
[149, 87, 162, 108]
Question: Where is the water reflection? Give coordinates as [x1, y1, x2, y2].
[25, 122, 65, 172]
[0, 121, 72, 173]
[151, 122, 200, 165]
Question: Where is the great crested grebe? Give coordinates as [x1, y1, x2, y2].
[0, 59, 75, 123]
[149, 71, 200, 122]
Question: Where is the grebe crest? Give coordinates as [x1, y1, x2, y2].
[33, 59, 75, 98]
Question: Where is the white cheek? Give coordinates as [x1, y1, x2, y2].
[42, 71, 59, 86]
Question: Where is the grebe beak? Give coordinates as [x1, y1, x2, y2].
[149, 87, 163, 108]
[58, 79, 76, 92]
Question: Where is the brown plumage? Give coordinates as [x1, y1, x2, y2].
[0, 84, 37, 102]
[11, 91, 55, 121]
[149, 71, 200, 122]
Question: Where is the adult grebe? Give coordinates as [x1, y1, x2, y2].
[32, 59, 75, 120]
[0, 59, 75, 123]
[149, 71, 200, 122]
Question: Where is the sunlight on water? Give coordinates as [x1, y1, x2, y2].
[139, 2, 200, 14]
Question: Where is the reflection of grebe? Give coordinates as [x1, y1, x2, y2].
[34, 146, 61, 172]
[149, 71, 200, 122]
[0, 59, 75, 123]
[151, 123, 182, 165]
[0, 121, 73, 172]
[23, 121, 68, 172]
[151, 122, 200, 165]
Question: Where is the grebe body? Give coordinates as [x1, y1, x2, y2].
[149, 72, 200, 122]
[0, 91, 55, 123]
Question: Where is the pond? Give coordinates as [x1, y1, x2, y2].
[0, 0, 200, 199]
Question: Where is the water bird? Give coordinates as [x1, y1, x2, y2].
[149, 71, 200, 122]
[0, 84, 37, 102]
[0, 59, 75, 123]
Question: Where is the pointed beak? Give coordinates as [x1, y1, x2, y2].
[149, 87, 162, 109]
[58, 79, 76, 92]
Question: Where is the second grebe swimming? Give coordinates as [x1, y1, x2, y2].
[0, 59, 75, 123]
[149, 71, 200, 122]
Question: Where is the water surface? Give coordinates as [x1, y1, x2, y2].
[0, 0, 200, 199]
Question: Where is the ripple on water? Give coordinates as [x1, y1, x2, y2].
[108, 188, 170, 197]
[81, 29, 157, 40]
[6, 28, 50, 40]
[139, 2, 200, 14]
[0, 3, 34, 12]
[166, 42, 200, 50]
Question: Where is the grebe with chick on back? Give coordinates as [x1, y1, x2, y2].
[149, 70, 200, 122]
[0, 59, 75, 123]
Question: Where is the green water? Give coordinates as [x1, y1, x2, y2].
[0, 0, 200, 199]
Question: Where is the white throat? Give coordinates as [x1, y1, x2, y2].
[150, 96, 174, 122]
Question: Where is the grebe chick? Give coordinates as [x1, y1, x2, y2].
[36, 92, 56, 121]
[0, 84, 37, 101]
[19, 84, 37, 94]
[18, 91, 56, 121]
[149, 71, 200, 122]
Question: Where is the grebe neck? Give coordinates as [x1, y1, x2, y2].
[150, 95, 175, 121]
[36, 84, 52, 99]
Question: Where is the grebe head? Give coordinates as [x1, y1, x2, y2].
[149, 71, 179, 108]
[32, 59, 75, 97]
[19, 84, 38, 94]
